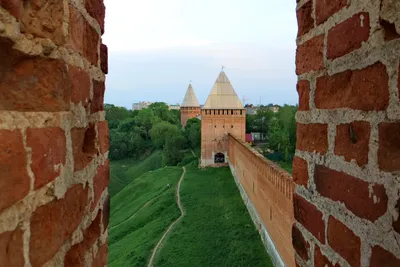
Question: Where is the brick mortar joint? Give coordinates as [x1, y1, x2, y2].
[66, 0, 103, 37]
[0, 10, 105, 81]
[295, 220, 350, 267]
[0, 153, 108, 234]
[0, 110, 107, 131]
[295, 180, 400, 259]
[296, 0, 380, 46]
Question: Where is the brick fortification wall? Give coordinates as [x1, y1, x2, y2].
[0, 0, 109, 266]
[180, 106, 200, 127]
[294, 0, 400, 266]
[228, 134, 295, 267]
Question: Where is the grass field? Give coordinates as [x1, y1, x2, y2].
[109, 151, 164, 197]
[154, 167, 273, 267]
[108, 167, 182, 267]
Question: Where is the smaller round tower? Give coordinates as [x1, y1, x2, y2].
[180, 83, 201, 127]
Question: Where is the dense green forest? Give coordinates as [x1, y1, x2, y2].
[105, 103, 200, 166]
[246, 105, 297, 172]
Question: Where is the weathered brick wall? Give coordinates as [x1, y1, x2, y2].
[228, 134, 295, 267]
[0, 0, 109, 266]
[294, 0, 400, 266]
[180, 106, 200, 127]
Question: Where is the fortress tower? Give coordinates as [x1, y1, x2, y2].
[180, 83, 201, 127]
[201, 71, 246, 166]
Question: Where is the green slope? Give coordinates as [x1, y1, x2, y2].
[154, 167, 273, 267]
[109, 167, 182, 267]
[109, 151, 164, 197]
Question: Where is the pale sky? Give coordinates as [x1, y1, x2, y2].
[103, 0, 298, 109]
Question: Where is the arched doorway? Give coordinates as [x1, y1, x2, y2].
[214, 152, 225, 163]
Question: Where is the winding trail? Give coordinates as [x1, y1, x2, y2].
[147, 167, 186, 267]
[110, 192, 164, 230]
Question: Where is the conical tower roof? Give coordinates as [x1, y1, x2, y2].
[203, 71, 243, 109]
[181, 84, 200, 107]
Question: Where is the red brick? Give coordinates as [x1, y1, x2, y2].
[0, 130, 30, 212]
[64, 212, 102, 266]
[27, 128, 66, 189]
[297, 1, 313, 37]
[68, 6, 85, 54]
[370, 245, 400, 267]
[0, 0, 22, 19]
[20, 0, 64, 45]
[85, 0, 105, 34]
[85, 22, 100, 66]
[85, 212, 101, 248]
[71, 126, 98, 171]
[314, 245, 339, 267]
[296, 123, 328, 154]
[102, 195, 110, 233]
[378, 123, 400, 171]
[315, 62, 389, 110]
[0, 58, 71, 111]
[315, 165, 387, 222]
[64, 242, 86, 267]
[97, 121, 109, 154]
[69, 65, 90, 107]
[91, 80, 105, 114]
[335, 122, 370, 167]
[0, 227, 24, 267]
[92, 243, 108, 267]
[292, 225, 309, 260]
[292, 156, 308, 187]
[293, 194, 325, 244]
[30, 184, 88, 267]
[68, 6, 99, 66]
[296, 35, 325, 75]
[297, 80, 310, 111]
[327, 13, 370, 59]
[92, 160, 110, 211]
[328, 217, 360, 267]
[315, 0, 348, 25]
[100, 43, 108, 74]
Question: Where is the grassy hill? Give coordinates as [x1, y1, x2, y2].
[108, 163, 273, 267]
[154, 167, 273, 267]
[109, 167, 183, 266]
[109, 151, 164, 197]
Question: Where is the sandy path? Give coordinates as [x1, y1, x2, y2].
[147, 167, 186, 267]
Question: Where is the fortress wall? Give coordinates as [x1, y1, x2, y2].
[228, 134, 295, 267]
[0, 1, 109, 266]
[294, 0, 400, 266]
[180, 107, 201, 127]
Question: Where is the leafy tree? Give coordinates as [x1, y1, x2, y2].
[150, 121, 180, 149]
[185, 118, 201, 148]
[163, 135, 186, 165]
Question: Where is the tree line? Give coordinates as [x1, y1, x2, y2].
[246, 105, 297, 164]
[105, 102, 200, 166]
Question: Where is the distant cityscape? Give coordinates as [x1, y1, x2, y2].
[132, 101, 280, 114]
